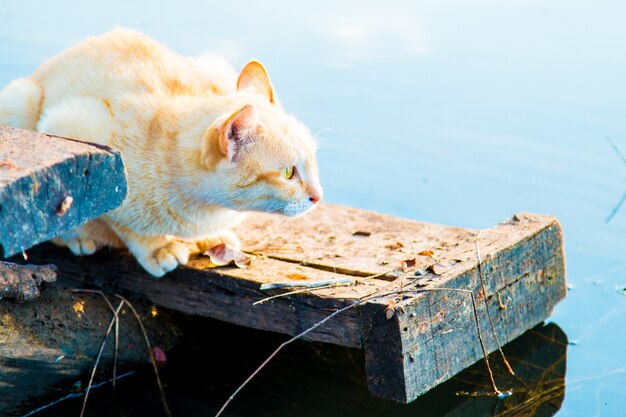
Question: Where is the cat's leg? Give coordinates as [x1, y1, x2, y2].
[0, 78, 43, 130]
[192, 229, 241, 255]
[52, 218, 125, 255]
[109, 223, 190, 278]
[37, 97, 113, 144]
[52, 226, 99, 255]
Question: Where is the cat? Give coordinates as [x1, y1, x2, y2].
[0, 28, 323, 277]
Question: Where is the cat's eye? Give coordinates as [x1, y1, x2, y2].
[280, 165, 295, 179]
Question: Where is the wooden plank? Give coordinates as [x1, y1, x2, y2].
[12, 203, 566, 403]
[360, 214, 566, 402]
[0, 126, 127, 257]
[22, 244, 380, 347]
[235, 204, 474, 277]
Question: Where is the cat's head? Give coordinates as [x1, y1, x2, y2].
[201, 61, 322, 217]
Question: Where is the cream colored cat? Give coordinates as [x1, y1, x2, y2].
[0, 28, 322, 277]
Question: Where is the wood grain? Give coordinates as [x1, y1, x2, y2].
[0, 126, 127, 257]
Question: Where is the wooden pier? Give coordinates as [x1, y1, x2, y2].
[0, 127, 567, 406]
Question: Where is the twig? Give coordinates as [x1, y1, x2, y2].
[114, 295, 172, 417]
[71, 289, 120, 391]
[605, 135, 626, 167]
[475, 235, 515, 376]
[254, 270, 394, 305]
[255, 285, 337, 305]
[215, 294, 378, 417]
[260, 277, 353, 290]
[19, 371, 135, 417]
[417, 287, 501, 394]
[605, 136, 626, 223]
[606, 191, 626, 223]
[80, 299, 125, 417]
[216, 281, 504, 417]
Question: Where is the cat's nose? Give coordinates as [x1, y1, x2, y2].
[308, 190, 321, 204]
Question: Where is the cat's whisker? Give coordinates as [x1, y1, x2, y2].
[312, 127, 332, 140]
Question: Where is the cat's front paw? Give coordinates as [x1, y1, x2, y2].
[195, 230, 241, 254]
[138, 241, 190, 278]
[52, 235, 98, 256]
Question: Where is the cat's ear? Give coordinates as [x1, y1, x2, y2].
[219, 105, 258, 162]
[236, 61, 274, 103]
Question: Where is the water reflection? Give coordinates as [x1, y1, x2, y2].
[20, 319, 567, 417]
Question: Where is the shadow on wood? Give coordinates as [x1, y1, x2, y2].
[0, 285, 181, 414]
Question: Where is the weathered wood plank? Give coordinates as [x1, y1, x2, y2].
[360, 214, 565, 402]
[11, 203, 566, 404]
[0, 126, 127, 257]
[21, 245, 375, 347]
[235, 204, 475, 277]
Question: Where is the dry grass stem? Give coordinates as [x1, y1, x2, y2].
[474, 235, 515, 376]
[114, 294, 172, 417]
[253, 270, 393, 306]
[217, 271, 506, 417]
[79, 299, 124, 417]
[71, 289, 120, 391]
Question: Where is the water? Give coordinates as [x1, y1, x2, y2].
[2, 0, 625, 415]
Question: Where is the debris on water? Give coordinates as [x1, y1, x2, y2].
[568, 340, 578, 346]
[456, 389, 513, 398]
[498, 390, 513, 399]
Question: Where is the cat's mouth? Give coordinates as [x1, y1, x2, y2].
[280, 200, 319, 217]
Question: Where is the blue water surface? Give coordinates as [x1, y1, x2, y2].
[1, 1, 625, 415]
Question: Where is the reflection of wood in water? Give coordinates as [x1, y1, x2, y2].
[449, 323, 567, 417]
[16, 320, 566, 417]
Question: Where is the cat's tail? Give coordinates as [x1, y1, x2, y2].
[0, 78, 43, 130]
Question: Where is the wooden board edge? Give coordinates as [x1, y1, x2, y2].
[359, 217, 566, 402]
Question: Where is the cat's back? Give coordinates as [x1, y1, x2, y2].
[32, 28, 234, 107]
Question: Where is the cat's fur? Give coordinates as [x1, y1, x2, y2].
[0, 28, 322, 277]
